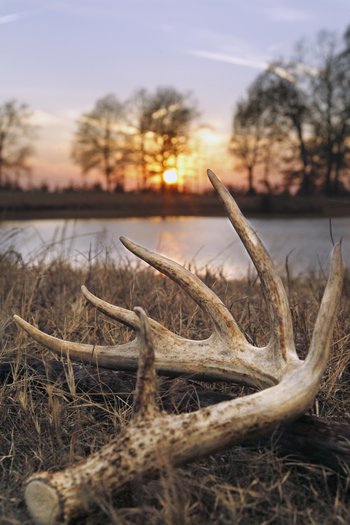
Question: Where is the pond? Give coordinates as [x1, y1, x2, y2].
[1, 216, 349, 278]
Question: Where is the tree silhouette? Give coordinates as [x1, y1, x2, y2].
[72, 94, 128, 191]
[304, 29, 350, 194]
[126, 89, 152, 190]
[233, 25, 350, 196]
[248, 68, 315, 195]
[230, 99, 262, 194]
[230, 89, 279, 194]
[134, 87, 198, 190]
[0, 100, 35, 188]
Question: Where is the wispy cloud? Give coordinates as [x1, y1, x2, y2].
[0, 13, 24, 25]
[190, 50, 267, 71]
[191, 49, 297, 82]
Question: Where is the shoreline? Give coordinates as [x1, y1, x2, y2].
[1, 191, 350, 221]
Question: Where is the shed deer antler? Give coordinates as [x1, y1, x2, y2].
[14, 169, 343, 525]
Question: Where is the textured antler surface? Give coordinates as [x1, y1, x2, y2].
[14, 169, 344, 525]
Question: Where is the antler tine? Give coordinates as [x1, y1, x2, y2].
[307, 243, 343, 376]
[207, 169, 296, 362]
[120, 236, 246, 343]
[13, 314, 142, 369]
[81, 285, 139, 330]
[132, 307, 159, 419]
[81, 285, 171, 335]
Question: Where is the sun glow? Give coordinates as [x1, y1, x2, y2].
[196, 126, 222, 146]
[163, 168, 178, 185]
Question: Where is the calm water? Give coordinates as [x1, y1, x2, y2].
[1, 216, 349, 277]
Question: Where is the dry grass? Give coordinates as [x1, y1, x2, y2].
[1, 249, 350, 524]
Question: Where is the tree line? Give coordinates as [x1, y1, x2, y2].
[71, 88, 198, 192]
[1, 25, 350, 195]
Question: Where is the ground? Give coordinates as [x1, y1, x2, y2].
[0, 250, 350, 524]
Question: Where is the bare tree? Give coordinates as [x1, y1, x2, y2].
[305, 29, 350, 194]
[137, 87, 198, 190]
[249, 68, 316, 195]
[0, 100, 35, 188]
[263, 29, 350, 195]
[72, 94, 128, 191]
[230, 94, 268, 194]
[232, 25, 350, 196]
[125, 89, 152, 190]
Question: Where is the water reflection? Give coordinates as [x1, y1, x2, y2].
[1, 216, 349, 278]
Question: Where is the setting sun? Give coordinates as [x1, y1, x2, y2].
[163, 168, 178, 185]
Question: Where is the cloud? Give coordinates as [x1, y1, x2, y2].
[190, 50, 267, 71]
[191, 49, 298, 83]
[0, 13, 24, 25]
[264, 7, 310, 22]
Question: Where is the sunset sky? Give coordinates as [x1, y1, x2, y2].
[1, 0, 350, 189]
